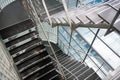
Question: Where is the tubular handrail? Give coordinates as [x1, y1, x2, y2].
[26, 0, 66, 79]
[42, 0, 52, 26]
[61, 0, 72, 27]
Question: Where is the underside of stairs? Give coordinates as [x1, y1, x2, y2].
[0, 19, 61, 80]
[44, 0, 120, 33]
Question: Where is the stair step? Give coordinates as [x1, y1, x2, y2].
[15, 48, 46, 65]
[85, 0, 119, 24]
[57, 53, 68, 60]
[74, 66, 89, 77]
[9, 39, 40, 55]
[71, 63, 85, 74]
[66, 63, 85, 78]
[59, 54, 70, 62]
[66, 72, 74, 78]
[49, 74, 59, 80]
[58, 17, 67, 24]
[51, 18, 57, 24]
[65, 60, 77, 69]
[35, 69, 56, 80]
[54, 18, 61, 24]
[78, 68, 95, 80]
[21, 57, 52, 77]
[38, 70, 58, 80]
[71, 17, 80, 24]
[3, 27, 36, 43]
[7, 34, 39, 50]
[61, 58, 72, 66]
[19, 55, 50, 72]
[86, 6, 107, 24]
[98, 2, 120, 24]
[17, 51, 49, 70]
[62, 67, 69, 75]
[59, 55, 71, 63]
[67, 62, 80, 71]
[26, 64, 55, 80]
[85, 72, 100, 80]
[6, 31, 37, 47]
[0, 20, 34, 39]
[12, 42, 42, 58]
[95, 77, 102, 80]
[67, 75, 76, 80]
[23, 62, 54, 80]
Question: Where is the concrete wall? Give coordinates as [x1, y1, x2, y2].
[0, 38, 20, 80]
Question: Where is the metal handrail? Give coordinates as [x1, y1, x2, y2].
[26, 0, 66, 79]
[42, 0, 52, 26]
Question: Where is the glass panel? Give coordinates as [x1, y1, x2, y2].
[88, 48, 111, 74]
[59, 27, 70, 42]
[85, 56, 106, 79]
[71, 38, 85, 60]
[93, 37, 120, 69]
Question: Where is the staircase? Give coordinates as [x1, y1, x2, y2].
[55, 50, 101, 80]
[0, 19, 61, 80]
[32, 0, 64, 20]
[44, 0, 120, 33]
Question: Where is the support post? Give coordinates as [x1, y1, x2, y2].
[83, 29, 100, 62]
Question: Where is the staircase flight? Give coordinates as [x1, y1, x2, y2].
[44, 0, 120, 34]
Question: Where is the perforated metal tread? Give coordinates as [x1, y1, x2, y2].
[56, 52, 101, 80]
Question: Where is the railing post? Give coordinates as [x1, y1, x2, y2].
[83, 29, 100, 62]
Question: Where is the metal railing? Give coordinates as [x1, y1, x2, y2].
[57, 26, 114, 78]
[24, 0, 120, 79]
[25, 0, 66, 79]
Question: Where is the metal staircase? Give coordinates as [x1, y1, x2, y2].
[0, 19, 61, 80]
[0, 0, 120, 80]
[55, 50, 101, 80]
[44, 0, 120, 34]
